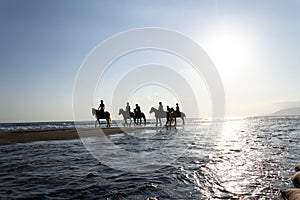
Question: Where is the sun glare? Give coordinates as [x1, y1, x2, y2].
[204, 27, 252, 79]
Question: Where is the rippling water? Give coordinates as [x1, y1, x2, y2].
[0, 116, 299, 199]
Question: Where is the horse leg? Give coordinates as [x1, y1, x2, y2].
[174, 117, 177, 128]
[166, 117, 169, 127]
[107, 117, 111, 127]
[182, 116, 185, 125]
[135, 118, 137, 125]
[159, 118, 161, 127]
[166, 117, 171, 130]
[165, 116, 169, 127]
[143, 116, 146, 125]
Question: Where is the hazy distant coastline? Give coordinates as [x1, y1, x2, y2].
[273, 107, 300, 116]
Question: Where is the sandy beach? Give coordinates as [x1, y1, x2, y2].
[0, 125, 174, 145]
[0, 127, 132, 145]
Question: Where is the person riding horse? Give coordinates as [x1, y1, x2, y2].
[175, 103, 181, 117]
[158, 102, 164, 113]
[98, 100, 105, 115]
[133, 104, 146, 125]
[134, 104, 141, 116]
[126, 102, 131, 116]
[92, 100, 111, 127]
[119, 103, 134, 126]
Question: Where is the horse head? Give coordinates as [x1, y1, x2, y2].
[92, 108, 96, 116]
[149, 107, 155, 113]
[118, 108, 123, 115]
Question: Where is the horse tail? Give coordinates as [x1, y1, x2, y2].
[108, 112, 111, 124]
[92, 108, 95, 116]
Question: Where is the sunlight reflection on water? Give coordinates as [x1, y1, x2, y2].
[0, 117, 299, 199]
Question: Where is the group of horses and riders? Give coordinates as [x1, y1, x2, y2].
[118, 102, 146, 126]
[92, 100, 186, 128]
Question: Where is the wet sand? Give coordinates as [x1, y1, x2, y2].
[0, 127, 135, 145]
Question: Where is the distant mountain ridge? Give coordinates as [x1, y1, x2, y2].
[273, 107, 300, 116]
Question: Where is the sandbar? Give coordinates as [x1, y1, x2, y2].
[0, 127, 140, 145]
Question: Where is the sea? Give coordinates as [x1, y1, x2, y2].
[0, 116, 299, 199]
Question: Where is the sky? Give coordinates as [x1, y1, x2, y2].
[0, 0, 299, 122]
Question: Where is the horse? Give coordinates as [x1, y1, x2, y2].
[171, 109, 186, 126]
[149, 107, 186, 127]
[133, 109, 146, 125]
[92, 108, 111, 127]
[149, 107, 167, 126]
[118, 108, 134, 126]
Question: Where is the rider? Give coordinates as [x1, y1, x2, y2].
[158, 102, 164, 112]
[98, 100, 105, 114]
[135, 104, 141, 116]
[126, 102, 131, 115]
[175, 103, 181, 116]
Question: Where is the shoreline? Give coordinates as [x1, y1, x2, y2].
[0, 126, 165, 145]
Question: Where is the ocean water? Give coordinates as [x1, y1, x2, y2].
[0, 116, 299, 199]
[0, 119, 165, 132]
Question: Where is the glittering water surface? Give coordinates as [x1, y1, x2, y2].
[0, 116, 299, 199]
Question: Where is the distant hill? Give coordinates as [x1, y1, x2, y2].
[273, 107, 300, 116]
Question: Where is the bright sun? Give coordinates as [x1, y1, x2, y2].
[204, 27, 252, 79]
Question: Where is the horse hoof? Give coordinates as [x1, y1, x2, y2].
[292, 172, 300, 188]
[295, 164, 300, 172]
[281, 188, 300, 199]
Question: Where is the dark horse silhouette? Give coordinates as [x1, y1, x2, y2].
[171, 109, 186, 126]
[92, 108, 111, 127]
[134, 109, 146, 125]
[119, 108, 134, 126]
[149, 107, 186, 127]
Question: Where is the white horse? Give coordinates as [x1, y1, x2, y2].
[118, 108, 134, 126]
[149, 107, 167, 126]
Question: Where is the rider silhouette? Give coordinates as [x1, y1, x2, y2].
[176, 103, 180, 115]
[126, 102, 131, 115]
[98, 100, 105, 114]
[158, 102, 164, 112]
[135, 104, 141, 115]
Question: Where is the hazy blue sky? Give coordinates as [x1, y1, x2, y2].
[0, 0, 299, 122]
